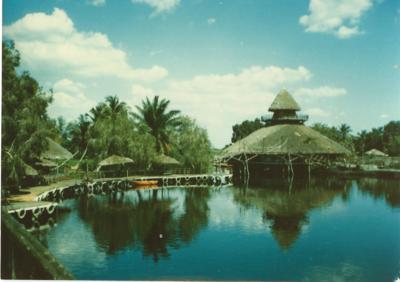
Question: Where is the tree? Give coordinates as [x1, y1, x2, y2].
[338, 123, 352, 141]
[311, 123, 354, 152]
[231, 118, 264, 143]
[68, 114, 91, 157]
[88, 103, 107, 123]
[170, 116, 213, 173]
[133, 96, 181, 153]
[2, 41, 54, 190]
[383, 121, 400, 156]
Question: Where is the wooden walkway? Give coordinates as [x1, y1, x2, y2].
[5, 173, 232, 228]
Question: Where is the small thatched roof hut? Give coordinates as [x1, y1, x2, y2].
[364, 149, 388, 157]
[97, 155, 135, 177]
[24, 162, 38, 176]
[154, 154, 180, 166]
[41, 138, 73, 161]
[98, 155, 134, 168]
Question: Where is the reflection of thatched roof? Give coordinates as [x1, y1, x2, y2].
[98, 155, 134, 167]
[233, 182, 344, 250]
[269, 89, 300, 111]
[222, 124, 350, 158]
[154, 154, 180, 165]
[41, 138, 73, 160]
[24, 162, 38, 176]
[365, 149, 388, 157]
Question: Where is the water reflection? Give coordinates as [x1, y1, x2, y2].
[356, 178, 400, 207]
[77, 188, 211, 262]
[302, 261, 364, 282]
[39, 178, 400, 280]
[233, 178, 352, 249]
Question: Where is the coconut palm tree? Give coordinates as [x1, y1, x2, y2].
[105, 95, 128, 118]
[339, 123, 352, 141]
[68, 114, 91, 157]
[88, 103, 107, 123]
[133, 96, 181, 153]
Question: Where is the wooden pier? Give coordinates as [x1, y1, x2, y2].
[5, 173, 232, 229]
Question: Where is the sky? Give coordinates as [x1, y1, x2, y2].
[2, 0, 400, 148]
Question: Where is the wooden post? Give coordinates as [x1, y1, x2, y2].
[11, 244, 16, 279]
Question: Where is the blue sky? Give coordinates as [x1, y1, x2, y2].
[2, 0, 400, 147]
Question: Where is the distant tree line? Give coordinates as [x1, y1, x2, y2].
[2, 41, 213, 191]
[230, 118, 400, 156]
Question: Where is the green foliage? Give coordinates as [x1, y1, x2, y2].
[353, 121, 400, 156]
[133, 96, 181, 153]
[2, 41, 54, 190]
[311, 121, 400, 156]
[170, 116, 213, 173]
[311, 123, 355, 152]
[231, 118, 264, 143]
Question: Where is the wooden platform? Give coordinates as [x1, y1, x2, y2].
[4, 201, 58, 213]
[4, 173, 232, 217]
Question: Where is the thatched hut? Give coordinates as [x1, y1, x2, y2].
[22, 162, 45, 186]
[364, 149, 388, 157]
[153, 154, 180, 175]
[34, 159, 57, 175]
[41, 138, 73, 161]
[222, 90, 350, 183]
[97, 155, 135, 177]
[33, 138, 74, 175]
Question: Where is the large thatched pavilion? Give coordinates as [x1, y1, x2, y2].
[221, 90, 350, 184]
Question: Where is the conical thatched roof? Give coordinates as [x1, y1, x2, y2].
[98, 155, 134, 167]
[222, 124, 350, 158]
[364, 149, 388, 157]
[41, 138, 73, 160]
[154, 154, 180, 165]
[268, 89, 301, 111]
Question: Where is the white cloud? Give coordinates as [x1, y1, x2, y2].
[336, 25, 361, 39]
[304, 107, 331, 117]
[380, 114, 389, 119]
[131, 84, 156, 99]
[3, 8, 167, 81]
[132, 0, 180, 14]
[393, 64, 400, 70]
[299, 0, 374, 39]
[88, 0, 106, 6]
[207, 17, 216, 25]
[294, 86, 347, 97]
[48, 79, 96, 120]
[130, 65, 313, 147]
[132, 65, 168, 82]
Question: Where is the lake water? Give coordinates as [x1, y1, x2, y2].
[37, 177, 400, 281]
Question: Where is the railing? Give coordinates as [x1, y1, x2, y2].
[262, 113, 309, 124]
[1, 209, 74, 279]
[96, 167, 203, 178]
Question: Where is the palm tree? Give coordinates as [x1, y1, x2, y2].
[339, 123, 352, 141]
[133, 96, 181, 153]
[68, 114, 91, 157]
[88, 103, 107, 123]
[105, 95, 128, 118]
